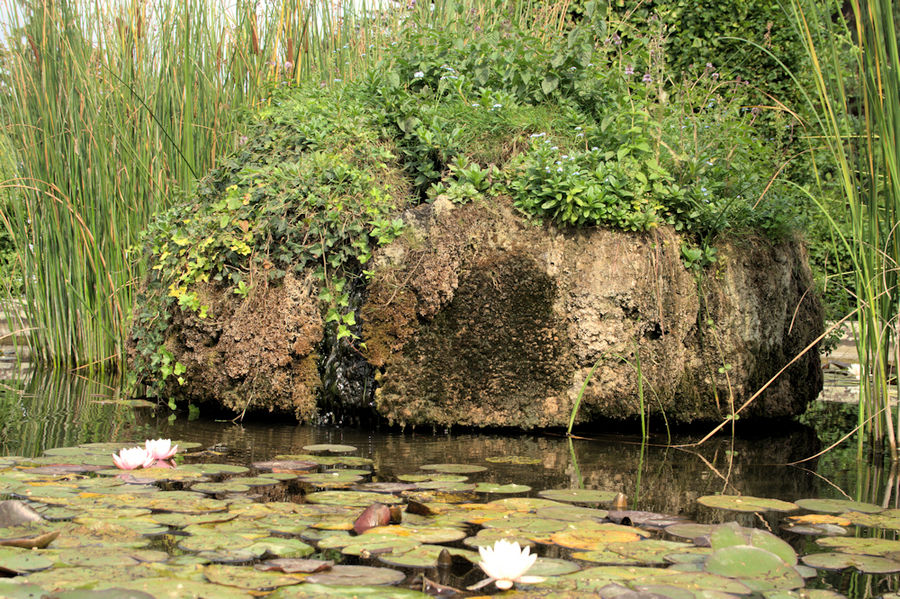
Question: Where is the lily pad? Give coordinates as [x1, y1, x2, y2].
[474, 483, 531, 494]
[0, 582, 51, 599]
[0, 546, 54, 573]
[485, 455, 543, 465]
[396, 474, 468, 483]
[97, 577, 254, 598]
[839, 510, 900, 530]
[705, 545, 803, 592]
[303, 444, 358, 453]
[253, 460, 318, 472]
[816, 536, 900, 555]
[710, 522, 797, 566]
[362, 524, 467, 543]
[419, 463, 487, 474]
[203, 563, 304, 590]
[539, 489, 619, 504]
[697, 495, 798, 513]
[794, 498, 882, 514]
[306, 491, 402, 507]
[305, 564, 406, 585]
[551, 524, 647, 549]
[269, 583, 429, 598]
[378, 544, 477, 568]
[801, 552, 900, 573]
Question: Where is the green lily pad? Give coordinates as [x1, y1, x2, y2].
[486, 497, 564, 511]
[246, 537, 315, 558]
[341, 537, 421, 557]
[462, 528, 536, 549]
[0, 582, 50, 599]
[550, 523, 648, 549]
[305, 491, 403, 507]
[579, 540, 701, 566]
[710, 522, 797, 566]
[277, 454, 374, 468]
[303, 444, 358, 453]
[473, 483, 531, 494]
[97, 576, 254, 598]
[396, 474, 468, 483]
[253, 460, 318, 472]
[528, 557, 582, 576]
[794, 498, 882, 514]
[535, 505, 609, 522]
[354, 482, 418, 493]
[539, 489, 618, 504]
[269, 583, 430, 598]
[481, 514, 571, 535]
[362, 524, 467, 543]
[413, 481, 475, 492]
[203, 563, 304, 590]
[378, 544, 477, 568]
[0, 546, 54, 573]
[705, 545, 803, 591]
[802, 552, 900, 573]
[305, 564, 406, 585]
[839, 510, 900, 529]
[485, 455, 543, 465]
[816, 536, 900, 555]
[419, 463, 487, 474]
[179, 463, 250, 476]
[191, 481, 252, 494]
[299, 472, 366, 485]
[697, 495, 799, 513]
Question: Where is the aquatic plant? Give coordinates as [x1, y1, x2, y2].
[787, 0, 900, 460]
[111, 446, 155, 470]
[469, 539, 546, 590]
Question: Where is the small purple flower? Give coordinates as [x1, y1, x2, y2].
[624, 65, 634, 76]
[642, 72, 653, 84]
[612, 33, 621, 46]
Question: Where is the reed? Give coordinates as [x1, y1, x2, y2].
[789, 0, 900, 459]
[0, 0, 559, 369]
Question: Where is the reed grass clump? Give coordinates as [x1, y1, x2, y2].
[789, 0, 900, 459]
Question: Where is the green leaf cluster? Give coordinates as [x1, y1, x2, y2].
[131, 9, 807, 397]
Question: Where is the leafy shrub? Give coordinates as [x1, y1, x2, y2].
[133, 9, 809, 395]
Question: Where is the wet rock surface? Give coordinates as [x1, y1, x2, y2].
[155, 197, 823, 428]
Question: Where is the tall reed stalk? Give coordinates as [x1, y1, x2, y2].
[0, 0, 399, 368]
[790, 0, 900, 460]
[0, 0, 558, 369]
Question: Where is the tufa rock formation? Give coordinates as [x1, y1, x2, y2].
[153, 194, 823, 428]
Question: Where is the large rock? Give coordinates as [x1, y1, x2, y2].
[156, 196, 823, 428]
[362, 197, 823, 428]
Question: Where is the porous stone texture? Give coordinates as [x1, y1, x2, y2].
[159, 272, 323, 420]
[148, 197, 823, 428]
[361, 197, 823, 428]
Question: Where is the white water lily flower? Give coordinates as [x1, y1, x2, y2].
[144, 438, 179, 461]
[468, 539, 546, 590]
[112, 446, 155, 470]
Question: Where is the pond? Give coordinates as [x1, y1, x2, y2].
[0, 367, 896, 598]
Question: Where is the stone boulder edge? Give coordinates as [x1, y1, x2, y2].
[361, 197, 823, 428]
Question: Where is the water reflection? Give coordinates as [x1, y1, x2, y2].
[0, 367, 896, 516]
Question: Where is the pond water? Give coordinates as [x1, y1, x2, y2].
[0, 367, 897, 598]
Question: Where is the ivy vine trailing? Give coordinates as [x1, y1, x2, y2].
[131, 7, 806, 402]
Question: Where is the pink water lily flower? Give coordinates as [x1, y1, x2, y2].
[112, 446, 155, 470]
[468, 539, 546, 590]
[144, 438, 178, 460]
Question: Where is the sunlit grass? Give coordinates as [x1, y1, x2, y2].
[789, 0, 900, 460]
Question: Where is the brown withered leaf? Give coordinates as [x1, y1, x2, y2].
[353, 502, 391, 534]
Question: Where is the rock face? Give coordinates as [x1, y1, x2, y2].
[362, 197, 823, 428]
[157, 196, 823, 428]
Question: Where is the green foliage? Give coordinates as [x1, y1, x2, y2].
[608, 0, 807, 114]
[131, 5, 807, 393]
[131, 87, 411, 392]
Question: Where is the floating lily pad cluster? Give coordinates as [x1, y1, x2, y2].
[0, 443, 896, 597]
